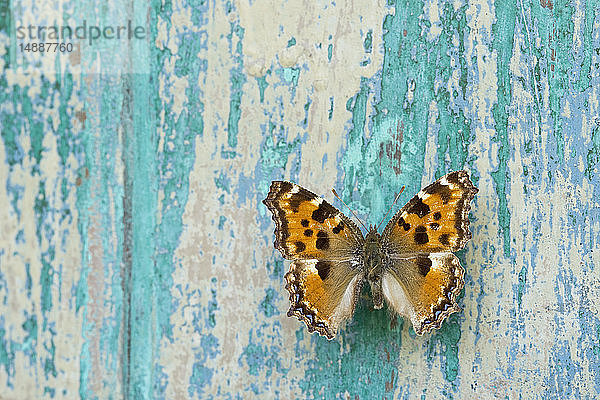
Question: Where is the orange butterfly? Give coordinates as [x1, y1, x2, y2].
[263, 170, 478, 339]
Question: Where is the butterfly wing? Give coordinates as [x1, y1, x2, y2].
[263, 181, 364, 339]
[381, 170, 478, 335]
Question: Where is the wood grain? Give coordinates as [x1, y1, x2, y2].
[1, 0, 599, 398]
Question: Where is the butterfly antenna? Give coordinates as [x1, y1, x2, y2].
[331, 188, 368, 231]
[376, 186, 405, 231]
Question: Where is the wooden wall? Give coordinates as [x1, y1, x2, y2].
[1, 0, 600, 398]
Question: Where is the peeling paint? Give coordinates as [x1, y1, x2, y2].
[2, 0, 600, 399]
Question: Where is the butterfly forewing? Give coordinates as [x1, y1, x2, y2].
[263, 181, 363, 260]
[382, 170, 478, 254]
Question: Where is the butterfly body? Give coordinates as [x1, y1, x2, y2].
[263, 171, 478, 339]
[362, 228, 385, 309]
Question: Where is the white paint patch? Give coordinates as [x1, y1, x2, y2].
[422, 100, 440, 185]
[424, 0, 442, 42]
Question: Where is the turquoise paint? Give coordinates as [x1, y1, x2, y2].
[256, 72, 269, 103]
[76, 108, 91, 400]
[221, 148, 238, 159]
[217, 215, 226, 230]
[40, 251, 54, 315]
[214, 173, 230, 193]
[21, 314, 37, 363]
[0, 117, 24, 168]
[434, 318, 461, 382]
[585, 122, 599, 180]
[259, 288, 280, 317]
[328, 96, 333, 120]
[24, 262, 32, 298]
[280, 67, 300, 98]
[572, 1, 594, 93]
[302, 98, 311, 127]
[434, 3, 472, 175]
[257, 132, 300, 196]
[184, 284, 221, 396]
[207, 277, 218, 329]
[188, 363, 213, 398]
[22, 96, 44, 173]
[287, 37, 296, 47]
[363, 29, 373, 53]
[327, 43, 333, 62]
[121, 2, 158, 385]
[491, 2, 516, 259]
[152, 99, 205, 394]
[0, 325, 13, 386]
[340, 77, 369, 205]
[239, 325, 289, 396]
[227, 21, 246, 148]
[301, 302, 403, 398]
[43, 336, 57, 379]
[529, 0, 575, 163]
[264, 259, 283, 281]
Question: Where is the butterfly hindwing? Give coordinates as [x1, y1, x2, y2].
[381, 170, 477, 335]
[285, 259, 363, 339]
[382, 253, 464, 335]
[263, 181, 364, 339]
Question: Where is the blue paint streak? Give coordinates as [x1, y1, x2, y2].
[227, 21, 246, 148]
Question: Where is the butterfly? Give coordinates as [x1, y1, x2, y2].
[263, 170, 478, 339]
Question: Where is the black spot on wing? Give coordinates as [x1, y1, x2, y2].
[424, 181, 452, 204]
[288, 196, 304, 213]
[439, 233, 450, 246]
[303, 229, 313, 237]
[301, 219, 309, 227]
[316, 231, 330, 250]
[416, 256, 432, 276]
[312, 201, 336, 223]
[398, 216, 411, 231]
[407, 196, 430, 218]
[414, 225, 429, 244]
[316, 261, 331, 280]
[433, 212, 442, 220]
[332, 222, 344, 234]
[276, 181, 293, 195]
[445, 171, 461, 184]
[295, 241, 306, 252]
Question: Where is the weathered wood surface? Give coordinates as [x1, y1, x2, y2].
[2, 0, 600, 398]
